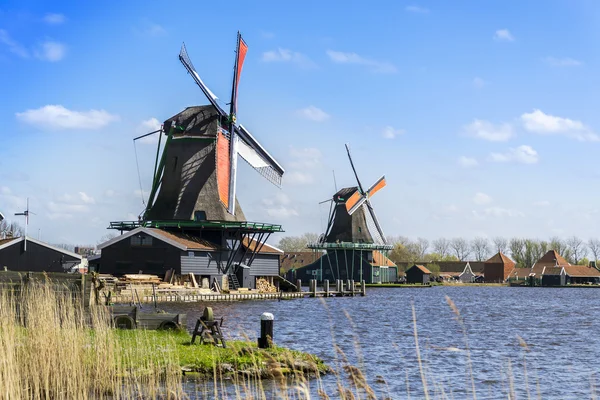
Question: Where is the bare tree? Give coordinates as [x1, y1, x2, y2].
[588, 238, 600, 263]
[432, 238, 451, 258]
[0, 220, 24, 237]
[549, 236, 571, 261]
[566, 236, 586, 264]
[492, 237, 509, 254]
[386, 236, 411, 246]
[97, 233, 118, 246]
[450, 238, 471, 261]
[471, 237, 490, 261]
[277, 233, 320, 252]
[416, 237, 429, 260]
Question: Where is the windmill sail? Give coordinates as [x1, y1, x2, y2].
[236, 125, 284, 186]
[364, 202, 386, 244]
[179, 43, 227, 117]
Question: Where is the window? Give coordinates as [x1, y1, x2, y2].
[131, 235, 153, 247]
[194, 211, 207, 221]
[358, 227, 362, 233]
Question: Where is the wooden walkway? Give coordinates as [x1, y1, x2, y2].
[111, 279, 366, 303]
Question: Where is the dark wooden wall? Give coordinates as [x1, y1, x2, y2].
[99, 233, 181, 276]
[0, 240, 80, 273]
[405, 267, 429, 284]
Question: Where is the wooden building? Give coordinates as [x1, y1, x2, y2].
[0, 236, 82, 272]
[96, 227, 282, 289]
[288, 250, 397, 285]
[406, 264, 431, 284]
[541, 266, 566, 286]
[484, 252, 516, 283]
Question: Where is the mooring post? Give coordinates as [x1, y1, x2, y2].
[324, 280, 329, 297]
[346, 280, 351, 295]
[350, 280, 355, 296]
[258, 312, 274, 349]
[310, 279, 317, 297]
[361, 280, 366, 296]
[335, 279, 341, 295]
[296, 279, 302, 293]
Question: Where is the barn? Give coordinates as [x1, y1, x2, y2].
[405, 264, 431, 285]
[96, 227, 282, 289]
[0, 236, 82, 272]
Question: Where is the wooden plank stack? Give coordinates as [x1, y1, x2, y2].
[256, 278, 277, 293]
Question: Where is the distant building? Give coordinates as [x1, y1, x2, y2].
[405, 264, 431, 285]
[74, 246, 95, 256]
[0, 236, 82, 272]
[287, 250, 397, 284]
[510, 250, 600, 286]
[397, 261, 484, 282]
[484, 252, 516, 282]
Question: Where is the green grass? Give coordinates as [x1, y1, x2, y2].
[114, 330, 329, 378]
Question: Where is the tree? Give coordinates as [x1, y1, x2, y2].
[588, 238, 600, 263]
[492, 237, 509, 254]
[276, 233, 319, 252]
[471, 237, 490, 261]
[432, 238, 451, 258]
[566, 236, 586, 264]
[0, 220, 24, 237]
[450, 238, 470, 261]
[415, 238, 429, 260]
[389, 242, 421, 264]
[509, 238, 525, 267]
[97, 233, 118, 246]
[549, 237, 571, 261]
[427, 263, 440, 277]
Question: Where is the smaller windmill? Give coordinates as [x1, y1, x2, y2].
[14, 198, 34, 251]
[307, 144, 393, 283]
[320, 144, 388, 245]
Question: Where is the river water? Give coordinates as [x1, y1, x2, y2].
[161, 287, 600, 399]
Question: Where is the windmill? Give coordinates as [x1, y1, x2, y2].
[140, 32, 284, 223]
[15, 198, 35, 250]
[307, 145, 393, 283]
[320, 144, 387, 245]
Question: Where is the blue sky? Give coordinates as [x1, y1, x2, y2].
[1, 0, 600, 245]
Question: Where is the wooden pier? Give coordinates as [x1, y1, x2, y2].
[111, 279, 366, 304]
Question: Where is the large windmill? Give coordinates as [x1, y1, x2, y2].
[305, 145, 394, 284]
[138, 33, 284, 223]
[108, 33, 286, 289]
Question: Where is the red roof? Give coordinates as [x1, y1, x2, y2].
[371, 251, 396, 267]
[411, 264, 432, 274]
[564, 265, 600, 277]
[485, 252, 516, 267]
[535, 250, 570, 268]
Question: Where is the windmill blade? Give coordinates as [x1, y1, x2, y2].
[345, 143, 364, 193]
[364, 201, 386, 245]
[346, 191, 366, 215]
[179, 43, 227, 117]
[235, 125, 284, 186]
[366, 175, 386, 198]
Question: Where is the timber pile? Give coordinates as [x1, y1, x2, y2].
[122, 274, 162, 284]
[256, 278, 277, 293]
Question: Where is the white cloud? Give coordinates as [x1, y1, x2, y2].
[133, 20, 167, 37]
[35, 41, 67, 62]
[494, 29, 515, 42]
[16, 105, 119, 130]
[382, 126, 404, 139]
[262, 193, 298, 219]
[406, 5, 429, 13]
[463, 119, 513, 142]
[473, 77, 486, 89]
[473, 192, 492, 205]
[79, 192, 95, 204]
[296, 106, 330, 122]
[326, 50, 397, 73]
[261, 48, 315, 68]
[285, 171, 315, 185]
[0, 29, 29, 58]
[288, 147, 322, 170]
[483, 207, 524, 218]
[47, 201, 88, 214]
[104, 189, 116, 198]
[489, 145, 539, 164]
[137, 118, 162, 144]
[544, 57, 583, 67]
[133, 189, 149, 200]
[520, 109, 599, 141]
[43, 13, 66, 25]
[261, 31, 275, 39]
[533, 200, 551, 207]
[458, 156, 478, 168]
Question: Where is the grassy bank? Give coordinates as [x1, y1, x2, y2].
[115, 330, 328, 378]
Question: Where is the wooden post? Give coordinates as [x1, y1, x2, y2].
[310, 279, 317, 297]
[346, 280, 351, 295]
[258, 312, 274, 348]
[296, 279, 302, 293]
[350, 280, 355, 296]
[324, 280, 329, 297]
[336, 279, 341, 295]
[361, 280, 366, 296]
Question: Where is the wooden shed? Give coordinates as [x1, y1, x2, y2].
[405, 264, 431, 285]
[0, 236, 82, 272]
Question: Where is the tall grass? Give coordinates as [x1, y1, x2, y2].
[0, 282, 182, 399]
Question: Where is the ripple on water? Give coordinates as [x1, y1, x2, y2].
[159, 287, 600, 399]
